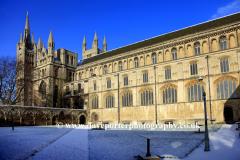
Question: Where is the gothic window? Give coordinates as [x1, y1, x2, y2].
[152, 53, 157, 64]
[107, 80, 111, 88]
[41, 82, 46, 100]
[143, 72, 148, 83]
[79, 73, 82, 80]
[172, 48, 177, 60]
[94, 82, 97, 91]
[92, 96, 98, 109]
[90, 69, 93, 77]
[216, 77, 237, 99]
[104, 65, 108, 74]
[124, 76, 128, 86]
[220, 36, 227, 50]
[106, 94, 114, 108]
[187, 82, 204, 101]
[194, 42, 200, 55]
[119, 61, 123, 71]
[55, 68, 58, 78]
[95, 115, 98, 122]
[71, 57, 73, 65]
[66, 86, 70, 94]
[190, 62, 198, 75]
[134, 57, 139, 68]
[165, 67, 171, 80]
[220, 58, 229, 73]
[122, 91, 133, 107]
[78, 84, 81, 93]
[163, 85, 177, 103]
[141, 88, 153, 105]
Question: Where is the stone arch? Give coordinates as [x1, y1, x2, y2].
[202, 41, 208, 53]
[91, 112, 98, 124]
[179, 46, 184, 58]
[187, 44, 192, 57]
[211, 38, 218, 51]
[217, 100, 238, 122]
[22, 110, 35, 125]
[79, 114, 86, 124]
[39, 80, 47, 107]
[229, 34, 236, 48]
[35, 110, 46, 126]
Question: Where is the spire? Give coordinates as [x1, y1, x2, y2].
[32, 32, 34, 44]
[83, 35, 86, 44]
[48, 29, 54, 43]
[20, 31, 23, 43]
[92, 31, 98, 48]
[103, 35, 106, 44]
[94, 31, 98, 39]
[25, 11, 30, 30]
[103, 35, 107, 52]
[37, 36, 42, 49]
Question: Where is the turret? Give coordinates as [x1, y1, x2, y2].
[82, 35, 86, 53]
[92, 31, 98, 49]
[103, 35, 107, 52]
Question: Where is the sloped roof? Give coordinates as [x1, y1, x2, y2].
[80, 12, 240, 66]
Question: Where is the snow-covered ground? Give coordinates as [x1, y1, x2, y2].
[0, 124, 239, 160]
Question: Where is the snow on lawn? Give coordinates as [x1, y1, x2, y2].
[28, 128, 88, 160]
[0, 126, 73, 160]
[88, 125, 221, 160]
[183, 124, 240, 160]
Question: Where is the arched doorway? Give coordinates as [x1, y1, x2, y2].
[224, 107, 233, 123]
[52, 116, 56, 125]
[80, 115, 86, 124]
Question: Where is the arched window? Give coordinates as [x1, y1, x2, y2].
[95, 115, 98, 122]
[90, 69, 93, 77]
[152, 53, 157, 64]
[122, 91, 133, 107]
[104, 65, 108, 74]
[134, 57, 139, 68]
[187, 82, 204, 101]
[220, 36, 227, 50]
[194, 42, 200, 55]
[55, 68, 58, 78]
[190, 62, 198, 75]
[165, 67, 171, 79]
[172, 48, 177, 60]
[220, 58, 229, 73]
[78, 84, 81, 93]
[163, 85, 177, 103]
[107, 80, 111, 88]
[106, 94, 114, 108]
[41, 82, 46, 100]
[92, 96, 98, 109]
[216, 77, 237, 99]
[119, 61, 123, 71]
[143, 72, 148, 83]
[124, 76, 128, 86]
[79, 73, 82, 80]
[141, 88, 153, 105]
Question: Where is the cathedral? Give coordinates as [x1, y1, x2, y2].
[14, 12, 240, 125]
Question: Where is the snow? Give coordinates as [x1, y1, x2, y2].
[0, 124, 239, 160]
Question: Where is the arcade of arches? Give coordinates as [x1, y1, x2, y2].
[0, 105, 87, 126]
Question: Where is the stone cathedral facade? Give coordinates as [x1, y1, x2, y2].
[16, 12, 240, 125]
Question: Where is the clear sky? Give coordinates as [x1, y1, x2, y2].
[0, 0, 240, 60]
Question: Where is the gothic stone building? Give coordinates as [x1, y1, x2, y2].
[15, 12, 240, 125]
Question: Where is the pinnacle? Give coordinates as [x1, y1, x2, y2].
[94, 31, 98, 39]
[25, 11, 30, 30]
[83, 35, 86, 43]
[37, 36, 42, 48]
[103, 35, 106, 44]
[48, 29, 54, 43]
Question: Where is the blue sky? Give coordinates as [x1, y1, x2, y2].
[0, 0, 240, 60]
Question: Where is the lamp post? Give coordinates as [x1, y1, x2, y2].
[206, 56, 213, 124]
[198, 75, 210, 151]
